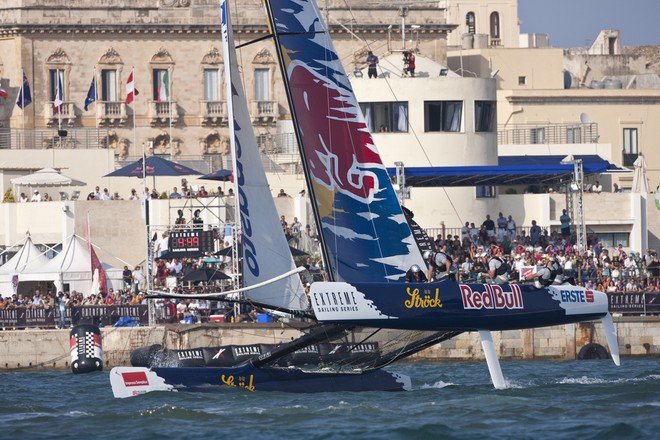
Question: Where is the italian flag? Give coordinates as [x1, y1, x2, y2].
[157, 70, 170, 103]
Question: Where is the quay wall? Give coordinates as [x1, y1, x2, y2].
[1, 317, 658, 371]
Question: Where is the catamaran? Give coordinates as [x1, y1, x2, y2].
[110, 0, 619, 398]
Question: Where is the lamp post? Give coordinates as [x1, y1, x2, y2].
[561, 155, 586, 253]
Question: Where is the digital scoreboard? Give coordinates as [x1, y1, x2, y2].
[169, 230, 215, 257]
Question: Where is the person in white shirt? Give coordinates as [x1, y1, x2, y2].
[31, 190, 42, 202]
[592, 181, 603, 194]
[99, 188, 112, 200]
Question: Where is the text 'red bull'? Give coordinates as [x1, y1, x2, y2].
[460, 284, 524, 310]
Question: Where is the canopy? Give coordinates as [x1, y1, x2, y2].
[386, 155, 629, 187]
[10, 167, 85, 187]
[0, 236, 50, 275]
[200, 169, 233, 182]
[104, 156, 203, 178]
[181, 267, 230, 283]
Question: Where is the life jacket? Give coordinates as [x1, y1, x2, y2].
[492, 257, 509, 276]
[432, 251, 453, 272]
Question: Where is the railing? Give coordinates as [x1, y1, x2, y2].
[98, 101, 128, 126]
[0, 127, 110, 149]
[498, 122, 599, 145]
[44, 102, 76, 127]
[250, 100, 277, 123]
[201, 100, 227, 126]
[148, 100, 179, 126]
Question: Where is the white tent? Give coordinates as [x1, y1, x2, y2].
[0, 235, 123, 296]
[10, 167, 85, 187]
[0, 235, 51, 275]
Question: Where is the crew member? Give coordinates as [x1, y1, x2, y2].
[524, 255, 553, 288]
[480, 248, 510, 284]
[549, 256, 565, 285]
[423, 249, 455, 282]
[405, 264, 428, 282]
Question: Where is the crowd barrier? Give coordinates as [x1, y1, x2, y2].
[1, 294, 658, 329]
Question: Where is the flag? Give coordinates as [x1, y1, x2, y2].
[16, 71, 32, 109]
[0, 85, 7, 99]
[157, 70, 170, 103]
[53, 72, 64, 114]
[86, 217, 108, 294]
[84, 75, 97, 111]
[125, 70, 139, 104]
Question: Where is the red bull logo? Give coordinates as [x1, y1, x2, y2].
[288, 62, 384, 204]
[460, 284, 523, 310]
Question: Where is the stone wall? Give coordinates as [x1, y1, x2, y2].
[1, 317, 657, 371]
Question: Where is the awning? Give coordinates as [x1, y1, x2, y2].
[387, 155, 629, 187]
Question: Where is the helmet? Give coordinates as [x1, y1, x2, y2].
[411, 264, 421, 273]
[423, 250, 435, 260]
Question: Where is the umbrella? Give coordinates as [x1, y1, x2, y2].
[215, 244, 308, 257]
[632, 155, 649, 194]
[200, 169, 233, 182]
[104, 156, 203, 178]
[181, 268, 230, 282]
[10, 168, 86, 187]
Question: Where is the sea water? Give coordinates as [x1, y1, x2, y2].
[1, 358, 658, 440]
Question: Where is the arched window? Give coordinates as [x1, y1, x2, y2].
[490, 12, 500, 39]
[466, 12, 476, 34]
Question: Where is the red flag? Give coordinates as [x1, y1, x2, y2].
[90, 245, 108, 295]
[125, 71, 140, 104]
[0, 85, 8, 99]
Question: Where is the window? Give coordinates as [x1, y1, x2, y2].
[254, 68, 270, 101]
[476, 186, 496, 198]
[203, 68, 220, 101]
[101, 69, 117, 101]
[49, 69, 64, 102]
[530, 127, 546, 144]
[623, 127, 638, 166]
[566, 127, 581, 143]
[152, 69, 169, 100]
[489, 12, 500, 39]
[466, 12, 476, 34]
[360, 102, 409, 133]
[518, 76, 526, 86]
[596, 233, 629, 249]
[474, 101, 496, 132]
[424, 101, 463, 132]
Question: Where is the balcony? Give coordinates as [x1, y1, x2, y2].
[498, 122, 599, 145]
[148, 101, 179, 127]
[250, 100, 277, 125]
[97, 101, 128, 127]
[44, 102, 76, 127]
[201, 100, 227, 127]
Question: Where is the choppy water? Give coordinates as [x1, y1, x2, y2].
[1, 358, 658, 440]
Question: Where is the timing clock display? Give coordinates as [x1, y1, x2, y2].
[169, 230, 215, 256]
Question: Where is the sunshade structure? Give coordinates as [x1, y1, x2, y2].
[632, 155, 649, 194]
[387, 155, 628, 187]
[104, 156, 203, 178]
[10, 167, 86, 187]
[181, 267, 230, 283]
[200, 169, 233, 182]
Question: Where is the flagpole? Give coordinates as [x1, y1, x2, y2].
[21, 70, 25, 149]
[132, 67, 137, 158]
[94, 67, 99, 130]
[57, 69, 62, 135]
[168, 66, 172, 161]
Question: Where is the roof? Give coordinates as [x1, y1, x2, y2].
[387, 155, 629, 187]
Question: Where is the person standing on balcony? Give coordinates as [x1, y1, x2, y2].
[592, 181, 603, 194]
[366, 51, 379, 79]
[560, 209, 571, 238]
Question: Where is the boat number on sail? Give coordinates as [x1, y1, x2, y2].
[221, 374, 255, 392]
[404, 287, 443, 309]
[460, 284, 523, 310]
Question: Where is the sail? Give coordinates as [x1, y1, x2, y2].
[221, 0, 308, 311]
[264, 0, 426, 283]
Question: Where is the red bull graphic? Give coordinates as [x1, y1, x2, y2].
[460, 284, 524, 310]
[269, 0, 425, 283]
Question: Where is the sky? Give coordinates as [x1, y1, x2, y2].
[518, 0, 660, 48]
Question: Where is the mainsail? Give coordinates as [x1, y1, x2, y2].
[222, 0, 308, 311]
[263, 0, 426, 283]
